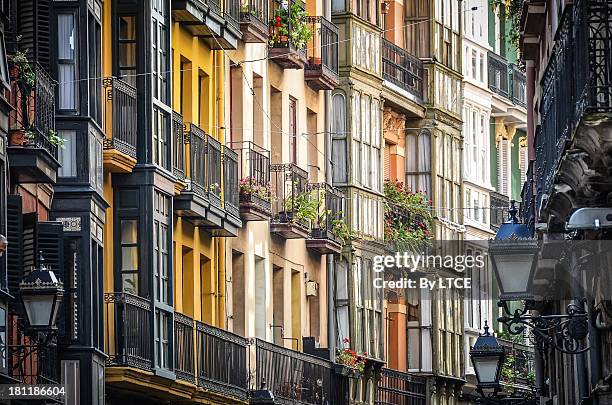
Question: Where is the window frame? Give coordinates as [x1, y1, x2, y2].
[57, 11, 79, 113]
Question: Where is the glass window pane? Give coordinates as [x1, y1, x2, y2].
[121, 219, 138, 243]
[121, 273, 138, 294]
[58, 130, 77, 177]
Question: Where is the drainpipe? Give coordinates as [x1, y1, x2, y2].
[324, 0, 336, 363]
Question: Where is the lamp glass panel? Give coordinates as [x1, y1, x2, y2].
[494, 252, 535, 294]
[473, 357, 500, 384]
[22, 294, 54, 327]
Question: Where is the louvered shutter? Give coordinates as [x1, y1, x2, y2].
[6, 195, 22, 294]
[383, 144, 390, 181]
[37, 222, 65, 338]
[16, 0, 51, 69]
[22, 213, 36, 277]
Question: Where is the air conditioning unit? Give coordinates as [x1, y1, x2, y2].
[306, 281, 318, 297]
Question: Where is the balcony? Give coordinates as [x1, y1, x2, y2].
[196, 322, 248, 400]
[306, 183, 344, 254]
[103, 77, 138, 173]
[376, 368, 426, 405]
[268, 0, 308, 69]
[499, 338, 535, 390]
[174, 313, 196, 384]
[172, 111, 186, 181]
[253, 339, 334, 404]
[521, 161, 535, 235]
[105, 292, 152, 371]
[520, 0, 545, 37]
[172, 0, 241, 50]
[382, 39, 424, 100]
[231, 141, 272, 221]
[490, 191, 510, 232]
[7, 62, 59, 184]
[240, 0, 269, 42]
[304, 16, 339, 91]
[270, 163, 310, 238]
[510, 65, 527, 108]
[488, 52, 509, 99]
[174, 123, 242, 235]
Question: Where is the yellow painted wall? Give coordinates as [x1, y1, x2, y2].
[172, 22, 227, 328]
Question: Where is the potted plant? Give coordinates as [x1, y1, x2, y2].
[239, 177, 273, 205]
[336, 341, 366, 378]
[269, 1, 312, 49]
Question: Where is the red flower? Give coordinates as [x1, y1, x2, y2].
[276, 15, 281, 22]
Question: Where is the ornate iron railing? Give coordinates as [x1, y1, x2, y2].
[174, 312, 196, 384]
[103, 77, 137, 159]
[488, 52, 509, 98]
[172, 111, 185, 180]
[207, 135, 223, 208]
[490, 191, 510, 232]
[186, 123, 209, 199]
[305, 17, 339, 78]
[254, 339, 333, 405]
[499, 339, 535, 388]
[382, 39, 424, 99]
[231, 141, 271, 212]
[307, 183, 344, 242]
[376, 368, 427, 405]
[511, 64, 527, 107]
[270, 163, 309, 227]
[196, 321, 248, 400]
[8, 62, 57, 158]
[7, 343, 59, 385]
[104, 292, 152, 371]
[521, 161, 535, 236]
[223, 145, 240, 218]
[240, 0, 268, 23]
[225, 0, 240, 27]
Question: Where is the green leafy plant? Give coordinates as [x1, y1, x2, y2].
[491, 0, 523, 51]
[269, 1, 312, 49]
[9, 50, 35, 94]
[48, 130, 66, 148]
[331, 217, 353, 244]
[383, 180, 433, 245]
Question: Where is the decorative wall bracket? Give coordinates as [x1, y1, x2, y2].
[497, 300, 590, 354]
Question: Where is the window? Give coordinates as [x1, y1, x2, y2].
[498, 139, 511, 196]
[61, 360, 80, 405]
[152, 108, 169, 169]
[289, 97, 297, 164]
[405, 131, 432, 197]
[332, 93, 347, 183]
[58, 130, 77, 177]
[153, 191, 171, 304]
[151, 19, 168, 103]
[155, 310, 170, 369]
[89, 133, 103, 190]
[120, 219, 139, 294]
[89, 11, 103, 124]
[58, 13, 77, 110]
[118, 16, 136, 87]
[471, 50, 477, 79]
[0, 32, 10, 89]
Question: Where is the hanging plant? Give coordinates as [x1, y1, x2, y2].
[491, 0, 523, 51]
[9, 50, 35, 96]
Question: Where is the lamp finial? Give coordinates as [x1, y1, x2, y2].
[508, 200, 519, 223]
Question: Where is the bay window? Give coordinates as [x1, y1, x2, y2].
[118, 15, 136, 87]
[119, 218, 139, 294]
[331, 93, 347, 183]
[58, 13, 77, 111]
[89, 8, 103, 125]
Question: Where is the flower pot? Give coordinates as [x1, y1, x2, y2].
[334, 363, 362, 379]
[311, 227, 326, 239]
[8, 129, 28, 146]
[278, 211, 294, 223]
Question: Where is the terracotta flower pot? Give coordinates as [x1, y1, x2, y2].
[8, 129, 27, 146]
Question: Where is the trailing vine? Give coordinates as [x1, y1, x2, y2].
[491, 0, 523, 51]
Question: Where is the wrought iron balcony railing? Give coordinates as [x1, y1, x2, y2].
[225, 0, 240, 28]
[304, 16, 340, 91]
[254, 339, 333, 405]
[103, 77, 137, 159]
[231, 141, 272, 220]
[499, 338, 535, 388]
[196, 321, 248, 399]
[268, 0, 308, 68]
[488, 52, 509, 99]
[521, 161, 535, 235]
[270, 163, 310, 228]
[376, 368, 426, 405]
[104, 292, 152, 371]
[6, 343, 59, 385]
[223, 145, 240, 218]
[382, 39, 424, 99]
[187, 123, 209, 199]
[8, 62, 57, 158]
[240, 0, 268, 23]
[490, 191, 510, 232]
[511, 64, 527, 107]
[175, 312, 196, 384]
[173, 111, 185, 180]
[307, 183, 344, 243]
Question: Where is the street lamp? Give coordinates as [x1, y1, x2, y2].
[489, 202, 539, 301]
[470, 322, 505, 390]
[19, 252, 64, 332]
[490, 202, 589, 354]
